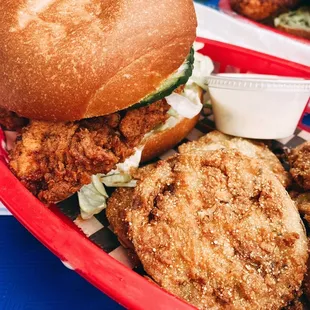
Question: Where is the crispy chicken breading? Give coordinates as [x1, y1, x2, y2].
[303, 251, 310, 305]
[9, 100, 169, 203]
[288, 142, 310, 191]
[290, 191, 310, 225]
[108, 150, 308, 309]
[0, 107, 27, 131]
[119, 100, 170, 146]
[283, 296, 306, 310]
[179, 130, 291, 188]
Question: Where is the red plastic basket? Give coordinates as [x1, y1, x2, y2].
[0, 38, 309, 310]
[219, 0, 310, 45]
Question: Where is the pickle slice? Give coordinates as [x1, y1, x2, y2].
[131, 47, 194, 109]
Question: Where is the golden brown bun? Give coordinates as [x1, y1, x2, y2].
[141, 114, 200, 162]
[0, 0, 197, 121]
[276, 25, 310, 40]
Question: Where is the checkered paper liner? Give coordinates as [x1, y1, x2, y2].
[69, 115, 310, 268]
[1, 107, 308, 269]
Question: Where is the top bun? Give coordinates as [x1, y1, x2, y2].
[0, 0, 197, 121]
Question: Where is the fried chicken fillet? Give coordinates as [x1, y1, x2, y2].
[179, 130, 291, 188]
[9, 100, 169, 203]
[288, 142, 310, 191]
[283, 297, 305, 310]
[0, 107, 27, 131]
[230, 0, 300, 21]
[107, 149, 307, 309]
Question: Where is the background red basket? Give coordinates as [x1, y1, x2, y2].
[0, 37, 309, 310]
[195, 37, 310, 132]
[219, 0, 310, 45]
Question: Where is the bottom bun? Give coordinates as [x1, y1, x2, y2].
[276, 25, 310, 40]
[141, 114, 200, 162]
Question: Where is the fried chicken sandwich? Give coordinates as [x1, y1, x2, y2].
[0, 0, 213, 218]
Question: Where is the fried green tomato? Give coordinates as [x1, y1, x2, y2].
[108, 150, 308, 309]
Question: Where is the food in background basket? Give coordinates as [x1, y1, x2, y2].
[107, 147, 308, 309]
[303, 257, 310, 305]
[290, 191, 310, 224]
[288, 141, 310, 191]
[275, 7, 310, 40]
[283, 296, 305, 310]
[0, 0, 215, 219]
[229, 0, 301, 21]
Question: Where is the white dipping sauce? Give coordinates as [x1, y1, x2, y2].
[207, 74, 310, 139]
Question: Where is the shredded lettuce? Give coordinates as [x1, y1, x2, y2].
[99, 146, 143, 187]
[189, 45, 214, 91]
[167, 108, 179, 117]
[78, 175, 108, 220]
[193, 41, 205, 51]
[107, 147, 143, 175]
[166, 92, 202, 119]
[78, 147, 143, 219]
[101, 174, 137, 187]
[165, 43, 213, 119]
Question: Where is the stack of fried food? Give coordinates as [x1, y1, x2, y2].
[107, 131, 310, 309]
[229, 0, 310, 41]
[229, 0, 301, 21]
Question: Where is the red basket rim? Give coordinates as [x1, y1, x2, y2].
[0, 37, 309, 310]
[0, 160, 196, 310]
[196, 37, 310, 76]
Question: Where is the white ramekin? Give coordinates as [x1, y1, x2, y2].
[207, 74, 310, 139]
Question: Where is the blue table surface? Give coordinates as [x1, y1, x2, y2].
[196, 0, 219, 7]
[1, 2, 308, 309]
[0, 216, 124, 310]
[303, 114, 310, 127]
